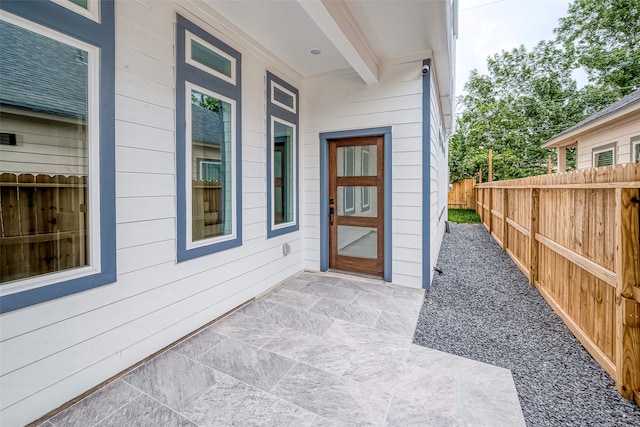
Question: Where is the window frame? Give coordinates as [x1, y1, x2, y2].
[0, 0, 115, 313]
[632, 137, 640, 163]
[592, 144, 616, 168]
[186, 30, 236, 86]
[266, 72, 299, 238]
[51, 0, 100, 22]
[176, 15, 242, 261]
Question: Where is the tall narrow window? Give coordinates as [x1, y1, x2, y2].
[632, 138, 639, 163]
[177, 16, 242, 261]
[0, 1, 115, 313]
[267, 72, 299, 238]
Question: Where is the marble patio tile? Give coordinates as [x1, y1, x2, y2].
[170, 328, 226, 360]
[263, 288, 320, 310]
[264, 328, 356, 376]
[405, 345, 485, 376]
[198, 337, 295, 391]
[323, 319, 410, 360]
[260, 303, 334, 336]
[455, 366, 525, 427]
[272, 363, 392, 425]
[50, 380, 141, 427]
[342, 350, 456, 410]
[237, 300, 276, 319]
[97, 394, 195, 427]
[209, 311, 283, 347]
[390, 286, 425, 304]
[281, 278, 310, 291]
[297, 273, 342, 285]
[121, 350, 222, 411]
[309, 298, 380, 327]
[309, 416, 343, 427]
[352, 290, 421, 315]
[299, 281, 361, 303]
[374, 310, 419, 338]
[182, 376, 315, 427]
[384, 396, 458, 427]
[337, 278, 396, 295]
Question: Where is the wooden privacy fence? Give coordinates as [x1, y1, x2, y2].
[475, 164, 640, 405]
[0, 173, 88, 283]
[192, 180, 222, 241]
[448, 178, 476, 209]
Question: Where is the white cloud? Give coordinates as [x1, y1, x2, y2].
[456, 0, 571, 96]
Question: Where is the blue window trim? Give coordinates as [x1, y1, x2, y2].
[319, 127, 392, 283]
[0, 0, 116, 314]
[422, 59, 432, 290]
[176, 15, 242, 262]
[266, 72, 299, 238]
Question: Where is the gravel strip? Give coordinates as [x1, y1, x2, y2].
[413, 223, 640, 427]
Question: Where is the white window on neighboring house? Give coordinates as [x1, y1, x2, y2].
[632, 138, 640, 163]
[593, 145, 615, 167]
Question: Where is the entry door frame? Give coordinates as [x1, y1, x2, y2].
[319, 127, 392, 282]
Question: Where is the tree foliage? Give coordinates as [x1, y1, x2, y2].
[450, 0, 640, 182]
[556, 0, 640, 96]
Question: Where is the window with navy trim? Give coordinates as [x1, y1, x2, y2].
[0, 0, 115, 313]
[176, 15, 242, 261]
[267, 72, 299, 238]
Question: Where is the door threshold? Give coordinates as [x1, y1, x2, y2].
[327, 269, 385, 283]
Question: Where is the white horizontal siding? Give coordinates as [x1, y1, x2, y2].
[0, 1, 305, 425]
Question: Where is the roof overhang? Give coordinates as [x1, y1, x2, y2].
[203, 0, 456, 133]
[543, 101, 640, 149]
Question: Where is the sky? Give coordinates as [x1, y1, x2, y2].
[455, 0, 573, 98]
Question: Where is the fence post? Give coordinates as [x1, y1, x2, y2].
[614, 187, 640, 404]
[529, 188, 539, 287]
[502, 188, 509, 252]
[488, 187, 493, 234]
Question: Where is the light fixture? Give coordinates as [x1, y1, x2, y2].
[310, 48, 322, 55]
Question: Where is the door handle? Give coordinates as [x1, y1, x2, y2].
[329, 207, 334, 225]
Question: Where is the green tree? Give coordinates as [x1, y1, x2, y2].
[450, 0, 639, 182]
[555, 0, 640, 97]
[450, 41, 584, 181]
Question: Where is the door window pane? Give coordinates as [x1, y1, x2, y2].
[191, 90, 233, 241]
[337, 145, 376, 176]
[337, 226, 377, 259]
[0, 20, 90, 284]
[273, 120, 295, 225]
[337, 186, 377, 217]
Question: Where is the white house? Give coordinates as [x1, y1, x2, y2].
[543, 88, 640, 171]
[0, 0, 457, 425]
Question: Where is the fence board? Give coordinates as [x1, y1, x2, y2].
[476, 164, 640, 405]
[0, 173, 88, 284]
[448, 179, 476, 209]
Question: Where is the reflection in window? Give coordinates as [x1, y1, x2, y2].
[190, 90, 232, 242]
[273, 119, 295, 225]
[0, 19, 90, 284]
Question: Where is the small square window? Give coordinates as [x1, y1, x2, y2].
[593, 146, 615, 167]
[186, 32, 235, 85]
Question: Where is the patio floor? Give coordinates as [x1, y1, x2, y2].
[41, 272, 525, 426]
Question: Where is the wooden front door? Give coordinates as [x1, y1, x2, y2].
[329, 136, 384, 276]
